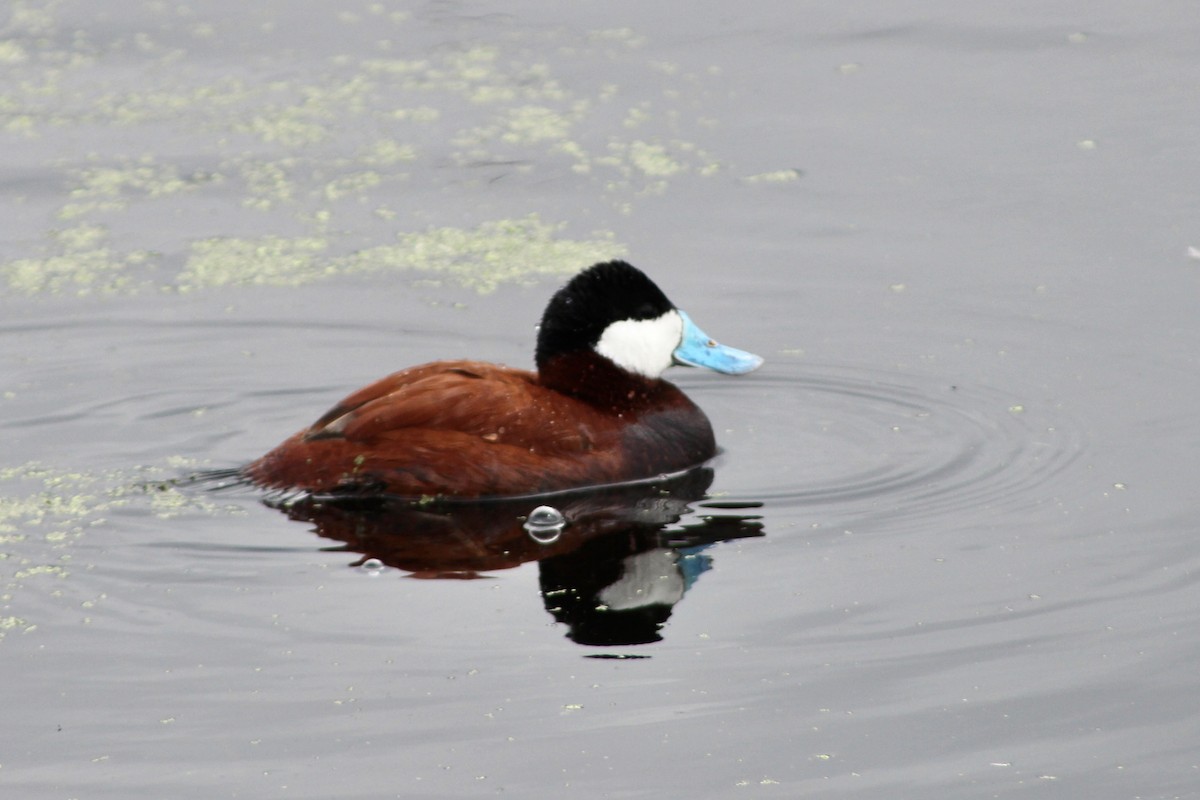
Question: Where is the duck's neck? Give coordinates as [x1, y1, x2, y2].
[538, 351, 680, 413]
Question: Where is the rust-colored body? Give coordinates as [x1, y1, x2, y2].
[244, 355, 717, 498]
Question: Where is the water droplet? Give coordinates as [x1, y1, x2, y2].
[524, 505, 566, 543]
[360, 558, 384, 574]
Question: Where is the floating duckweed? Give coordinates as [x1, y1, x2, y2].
[501, 105, 575, 144]
[56, 223, 109, 251]
[362, 58, 432, 77]
[1, 11, 729, 296]
[14, 1, 55, 31]
[361, 139, 417, 166]
[93, 77, 256, 128]
[0, 462, 245, 641]
[0, 40, 29, 64]
[323, 171, 383, 201]
[743, 169, 803, 184]
[58, 159, 210, 219]
[176, 216, 622, 291]
[242, 109, 331, 147]
[623, 105, 652, 129]
[81, 160, 193, 197]
[13, 564, 68, 580]
[236, 157, 299, 210]
[180, 235, 330, 289]
[388, 105, 441, 122]
[234, 74, 377, 147]
[0, 225, 146, 296]
[456, 46, 502, 86]
[0, 615, 32, 640]
[337, 215, 627, 294]
[625, 140, 685, 177]
[2, 112, 36, 136]
[587, 28, 648, 48]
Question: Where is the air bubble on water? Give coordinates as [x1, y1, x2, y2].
[360, 557, 384, 574]
[524, 505, 566, 544]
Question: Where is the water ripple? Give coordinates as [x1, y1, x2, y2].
[711, 361, 1084, 529]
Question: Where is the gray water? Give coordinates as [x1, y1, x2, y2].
[3, 2, 1199, 798]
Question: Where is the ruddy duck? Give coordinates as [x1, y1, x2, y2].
[243, 260, 762, 498]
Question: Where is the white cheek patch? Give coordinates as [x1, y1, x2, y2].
[595, 310, 683, 378]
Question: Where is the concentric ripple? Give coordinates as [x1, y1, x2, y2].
[701, 361, 1085, 530]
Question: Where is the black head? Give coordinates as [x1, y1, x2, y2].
[535, 261, 676, 372]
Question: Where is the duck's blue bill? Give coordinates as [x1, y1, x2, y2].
[673, 310, 764, 375]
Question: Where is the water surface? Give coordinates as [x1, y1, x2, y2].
[3, 2, 1199, 798]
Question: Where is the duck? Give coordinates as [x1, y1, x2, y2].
[243, 260, 762, 499]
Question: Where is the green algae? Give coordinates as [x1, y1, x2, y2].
[743, 168, 803, 184]
[235, 157, 300, 211]
[0, 5, 729, 297]
[0, 224, 152, 296]
[342, 215, 627, 294]
[0, 460, 245, 641]
[359, 139, 417, 167]
[180, 235, 330, 289]
[322, 170, 383, 201]
[58, 157, 219, 219]
[178, 215, 626, 292]
[0, 464, 119, 640]
[0, 40, 29, 65]
[624, 140, 688, 178]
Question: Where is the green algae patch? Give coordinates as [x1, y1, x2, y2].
[0, 460, 246, 641]
[359, 139, 418, 167]
[58, 157, 220, 220]
[180, 235, 331, 289]
[0, 616, 31, 637]
[625, 140, 687, 178]
[234, 157, 301, 211]
[743, 169, 803, 184]
[323, 170, 384, 201]
[6, 215, 624, 295]
[339, 215, 626, 293]
[179, 215, 626, 293]
[500, 105, 576, 145]
[0, 40, 29, 65]
[0, 224, 154, 296]
[0, 7, 730, 298]
[0, 463, 115, 641]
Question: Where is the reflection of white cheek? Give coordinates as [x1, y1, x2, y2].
[594, 311, 683, 378]
[598, 549, 685, 610]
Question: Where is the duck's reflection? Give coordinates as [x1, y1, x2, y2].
[272, 467, 763, 646]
